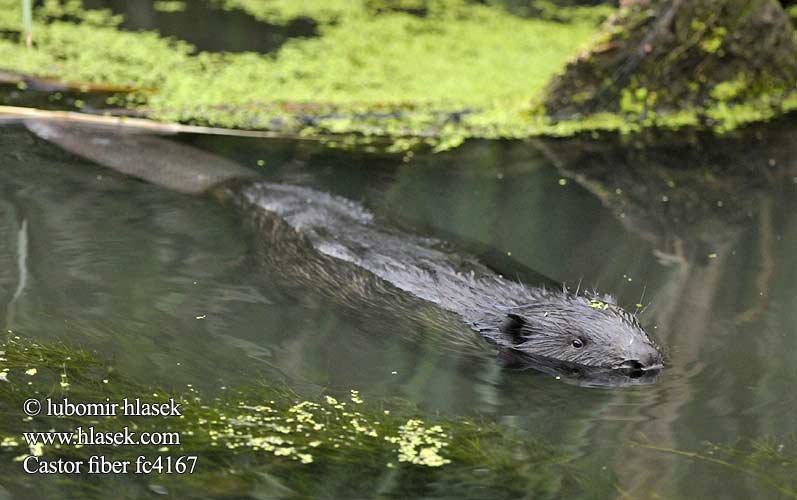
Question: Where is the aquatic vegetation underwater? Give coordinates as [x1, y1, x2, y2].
[2, 334, 795, 498]
[0, 334, 599, 498]
[631, 436, 797, 500]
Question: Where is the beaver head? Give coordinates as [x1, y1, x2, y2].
[494, 291, 663, 371]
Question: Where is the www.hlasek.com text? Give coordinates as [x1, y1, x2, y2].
[23, 426, 180, 447]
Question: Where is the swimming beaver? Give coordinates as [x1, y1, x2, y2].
[24, 120, 664, 379]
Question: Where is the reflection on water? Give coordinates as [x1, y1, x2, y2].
[1, 121, 797, 499]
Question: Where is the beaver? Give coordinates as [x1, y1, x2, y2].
[23, 119, 665, 382]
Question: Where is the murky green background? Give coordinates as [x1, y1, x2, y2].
[2, 119, 797, 498]
[2, 0, 797, 497]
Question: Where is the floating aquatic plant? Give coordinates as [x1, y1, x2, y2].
[0, 334, 587, 498]
[0, 0, 615, 150]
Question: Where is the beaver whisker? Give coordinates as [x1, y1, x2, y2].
[575, 277, 584, 297]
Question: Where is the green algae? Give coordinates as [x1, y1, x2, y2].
[700, 26, 727, 54]
[153, 0, 186, 13]
[1, 0, 793, 150]
[710, 75, 749, 101]
[0, 334, 586, 498]
[0, 0, 613, 147]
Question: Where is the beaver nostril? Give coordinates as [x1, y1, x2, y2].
[628, 369, 643, 379]
[617, 359, 647, 378]
[620, 360, 644, 370]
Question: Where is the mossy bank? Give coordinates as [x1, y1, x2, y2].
[2, 0, 796, 150]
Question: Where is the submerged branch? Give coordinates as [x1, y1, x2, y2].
[0, 105, 327, 141]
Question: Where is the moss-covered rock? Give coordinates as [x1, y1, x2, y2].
[544, 0, 797, 122]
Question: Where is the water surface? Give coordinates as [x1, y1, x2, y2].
[1, 122, 797, 499]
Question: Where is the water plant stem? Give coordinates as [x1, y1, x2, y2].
[21, 0, 32, 48]
[630, 440, 797, 499]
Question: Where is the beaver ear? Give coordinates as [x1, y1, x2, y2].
[500, 313, 526, 344]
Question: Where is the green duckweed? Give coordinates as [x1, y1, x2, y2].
[0, 334, 586, 498]
[1, 0, 792, 151]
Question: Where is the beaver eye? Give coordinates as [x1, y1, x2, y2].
[572, 338, 584, 349]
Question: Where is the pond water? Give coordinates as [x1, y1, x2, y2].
[1, 120, 796, 499]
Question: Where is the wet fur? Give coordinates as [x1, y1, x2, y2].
[222, 181, 663, 369]
[24, 120, 663, 370]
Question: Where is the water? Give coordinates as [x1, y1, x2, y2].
[2, 119, 796, 498]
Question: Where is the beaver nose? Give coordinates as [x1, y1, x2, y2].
[620, 351, 663, 371]
[618, 360, 645, 371]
